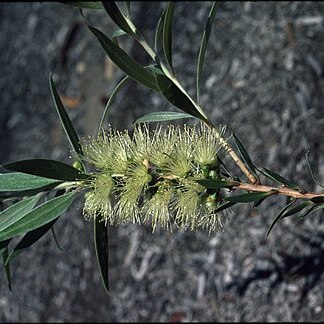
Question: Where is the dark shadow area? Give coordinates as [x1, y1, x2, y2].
[227, 229, 324, 303]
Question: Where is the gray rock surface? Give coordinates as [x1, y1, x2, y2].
[1, 1, 324, 322]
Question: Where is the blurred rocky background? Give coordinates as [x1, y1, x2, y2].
[1, 1, 324, 322]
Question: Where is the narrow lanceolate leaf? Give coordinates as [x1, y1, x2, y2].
[51, 226, 63, 251]
[154, 6, 166, 53]
[311, 197, 324, 204]
[299, 204, 324, 220]
[94, 217, 109, 294]
[134, 111, 193, 124]
[156, 74, 209, 122]
[226, 190, 276, 203]
[305, 150, 324, 189]
[124, 2, 131, 17]
[98, 76, 130, 134]
[88, 25, 159, 92]
[266, 199, 296, 237]
[218, 157, 237, 180]
[49, 74, 84, 161]
[1, 248, 11, 291]
[213, 201, 236, 213]
[196, 179, 238, 189]
[0, 173, 59, 192]
[162, 2, 175, 74]
[3, 159, 89, 181]
[282, 201, 313, 218]
[145, 64, 165, 76]
[0, 194, 41, 233]
[5, 218, 60, 267]
[233, 133, 259, 182]
[102, 2, 136, 37]
[196, 2, 218, 103]
[260, 167, 303, 191]
[61, 2, 103, 9]
[0, 192, 75, 242]
[0, 183, 59, 200]
[253, 195, 270, 208]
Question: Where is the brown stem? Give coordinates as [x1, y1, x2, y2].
[218, 136, 258, 184]
[234, 182, 324, 200]
[204, 119, 258, 184]
[155, 171, 323, 200]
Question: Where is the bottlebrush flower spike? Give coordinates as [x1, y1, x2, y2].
[82, 123, 228, 232]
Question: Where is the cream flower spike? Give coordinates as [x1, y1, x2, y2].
[82, 123, 228, 232]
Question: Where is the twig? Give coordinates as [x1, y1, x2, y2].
[217, 134, 258, 184]
[157, 174, 324, 200]
[233, 182, 324, 200]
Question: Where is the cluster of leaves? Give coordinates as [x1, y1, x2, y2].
[1, 1, 324, 294]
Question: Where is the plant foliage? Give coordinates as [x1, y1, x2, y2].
[1, 1, 323, 294]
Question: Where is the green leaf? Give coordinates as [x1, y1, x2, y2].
[196, 2, 218, 103]
[282, 201, 313, 218]
[0, 194, 41, 289]
[213, 201, 236, 213]
[226, 190, 276, 203]
[134, 111, 193, 124]
[3, 159, 89, 181]
[218, 157, 237, 180]
[145, 64, 165, 76]
[305, 151, 324, 189]
[102, 2, 136, 37]
[162, 2, 175, 74]
[5, 218, 60, 267]
[98, 65, 163, 134]
[79, 7, 85, 19]
[154, 6, 166, 53]
[0, 192, 75, 242]
[88, 25, 159, 92]
[61, 2, 103, 9]
[196, 179, 238, 189]
[102, 2, 157, 61]
[51, 226, 63, 252]
[0, 182, 60, 199]
[311, 197, 324, 204]
[0, 239, 11, 252]
[299, 204, 324, 220]
[0, 172, 59, 192]
[155, 74, 209, 122]
[110, 29, 127, 45]
[1, 248, 11, 291]
[260, 167, 303, 191]
[233, 133, 259, 182]
[0, 194, 41, 233]
[266, 199, 296, 237]
[253, 195, 270, 208]
[98, 76, 130, 134]
[94, 217, 109, 294]
[49, 75, 85, 166]
[124, 2, 131, 17]
[310, 203, 324, 213]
